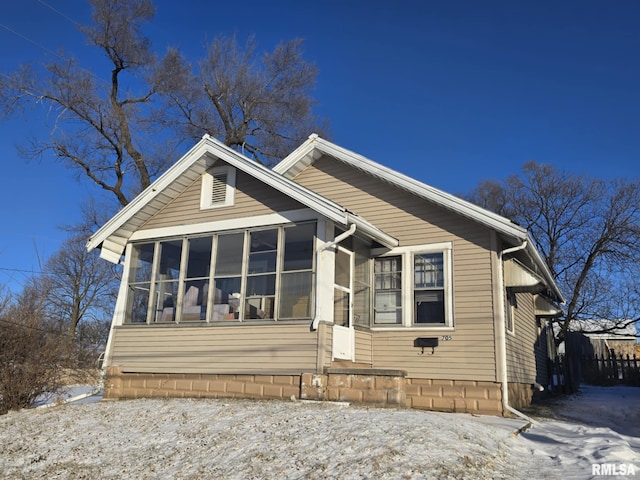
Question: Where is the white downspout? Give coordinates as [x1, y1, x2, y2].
[497, 240, 537, 424]
[311, 223, 357, 331]
[317, 223, 357, 253]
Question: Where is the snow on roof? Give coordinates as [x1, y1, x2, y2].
[571, 319, 638, 339]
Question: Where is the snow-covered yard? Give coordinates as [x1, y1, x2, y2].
[0, 385, 638, 479]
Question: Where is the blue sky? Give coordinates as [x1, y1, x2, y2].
[1, 0, 639, 291]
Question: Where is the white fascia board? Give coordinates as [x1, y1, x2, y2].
[273, 133, 318, 175]
[346, 213, 398, 249]
[86, 137, 214, 253]
[524, 236, 565, 303]
[311, 137, 528, 241]
[87, 135, 346, 256]
[277, 135, 528, 242]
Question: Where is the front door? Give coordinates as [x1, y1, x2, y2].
[332, 246, 354, 361]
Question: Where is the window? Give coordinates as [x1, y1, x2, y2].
[374, 256, 402, 324]
[246, 229, 278, 319]
[125, 222, 315, 324]
[373, 244, 453, 328]
[414, 253, 445, 325]
[152, 239, 182, 323]
[127, 242, 155, 324]
[181, 236, 213, 322]
[505, 288, 517, 333]
[200, 166, 236, 209]
[353, 239, 371, 327]
[279, 223, 315, 319]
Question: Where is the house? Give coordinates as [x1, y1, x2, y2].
[87, 134, 564, 416]
[569, 320, 638, 357]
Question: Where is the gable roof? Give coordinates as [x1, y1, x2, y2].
[274, 134, 564, 303]
[86, 135, 398, 263]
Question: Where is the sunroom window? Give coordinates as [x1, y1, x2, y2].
[124, 222, 315, 324]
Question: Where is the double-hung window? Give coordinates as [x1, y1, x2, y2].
[374, 256, 402, 325]
[373, 243, 453, 328]
[413, 252, 445, 325]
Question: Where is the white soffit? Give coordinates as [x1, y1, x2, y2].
[504, 258, 544, 288]
[534, 294, 563, 317]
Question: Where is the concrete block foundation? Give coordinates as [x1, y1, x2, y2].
[104, 366, 535, 416]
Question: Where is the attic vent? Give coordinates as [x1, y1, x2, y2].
[201, 166, 236, 209]
[210, 172, 228, 204]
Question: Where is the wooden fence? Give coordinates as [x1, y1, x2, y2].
[580, 353, 640, 386]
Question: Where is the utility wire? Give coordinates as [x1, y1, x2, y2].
[0, 22, 64, 61]
[36, 0, 82, 28]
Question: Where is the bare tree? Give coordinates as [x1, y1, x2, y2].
[162, 35, 325, 166]
[467, 161, 640, 345]
[43, 231, 118, 342]
[0, 0, 325, 206]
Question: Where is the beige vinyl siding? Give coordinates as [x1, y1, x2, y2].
[317, 322, 333, 370]
[534, 321, 551, 385]
[372, 330, 497, 381]
[505, 292, 539, 383]
[110, 324, 318, 374]
[293, 156, 498, 381]
[141, 166, 304, 230]
[354, 329, 373, 365]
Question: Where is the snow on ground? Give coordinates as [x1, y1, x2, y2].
[0, 385, 638, 479]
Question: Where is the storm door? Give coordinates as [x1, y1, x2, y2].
[332, 246, 354, 360]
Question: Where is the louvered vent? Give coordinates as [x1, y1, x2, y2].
[210, 172, 228, 204]
[201, 166, 235, 210]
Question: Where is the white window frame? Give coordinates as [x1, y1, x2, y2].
[124, 221, 316, 325]
[372, 242, 454, 330]
[200, 166, 236, 209]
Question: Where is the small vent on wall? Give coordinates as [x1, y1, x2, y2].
[200, 166, 235, 210]
[210, 172, 228, 204]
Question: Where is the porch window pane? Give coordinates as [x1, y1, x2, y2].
[248, 251, 277, 274]
[126, 242, 155, 323]
[215, 233, 244, 276]
[156, 240, 182, 281]
[181, 236, 212, 322]
[128, 284, 150, 324]
[213, 277, 241, 321]
[185, 236, 212, 278]
[279, 271, 312, 318]
[246, 274, 276, 319]
[130, 242, 154, 283]
[283, 223, 314, 271]
[153, 279, 179, 323]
